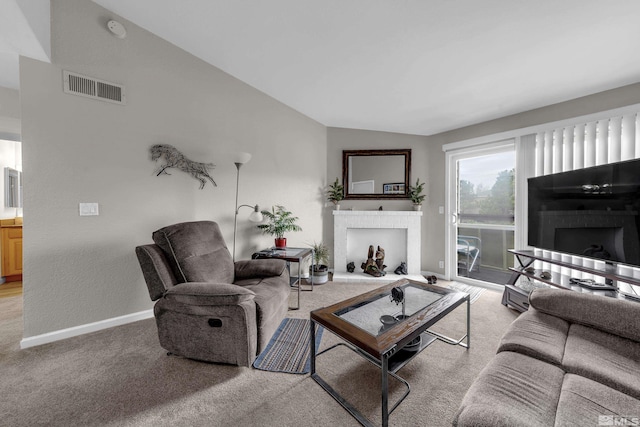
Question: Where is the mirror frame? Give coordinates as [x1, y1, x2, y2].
[342, 149, 411, 200]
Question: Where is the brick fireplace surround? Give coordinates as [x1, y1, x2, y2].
[332, 210, 425, 282]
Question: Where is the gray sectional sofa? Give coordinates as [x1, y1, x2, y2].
[454, 288, 640, 427]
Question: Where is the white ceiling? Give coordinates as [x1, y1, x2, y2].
[0, 0, 50, 89]
[5, 1, 640, 135]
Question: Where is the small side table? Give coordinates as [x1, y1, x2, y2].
[252, 247, 314, 310]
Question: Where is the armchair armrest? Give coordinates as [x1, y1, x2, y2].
[530, 288, 640, 342]
[163, 282, 255, 306]
[234, 259, 287, 280]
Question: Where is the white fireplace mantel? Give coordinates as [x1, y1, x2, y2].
[333, 210, 424, 283]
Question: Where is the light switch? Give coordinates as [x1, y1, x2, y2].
[438, 206, 444, 214]
[79, 203, 99, 216]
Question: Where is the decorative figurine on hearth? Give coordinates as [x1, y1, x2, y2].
[361, 245, 387, 277]
[375, 246, 387, 276]
[361, 245, 382, 277]
[394, 262, 407, 275]
[346, 262, 355, 273]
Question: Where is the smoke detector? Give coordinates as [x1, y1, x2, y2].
[107, 20, 127, 39]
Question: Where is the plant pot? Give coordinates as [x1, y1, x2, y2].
[334, 203, 341, 211]
[413, 204, 422, 211]
[308, 265, 329, 285]
[275, 237, 287, 248]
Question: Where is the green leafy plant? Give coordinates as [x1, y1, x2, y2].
[326, 178, 344, 204]
[257, 205, 302, 238]
[310, 241, 330, 271]
[408, 178, 426, 205]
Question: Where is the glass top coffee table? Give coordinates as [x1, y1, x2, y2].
[310, 278, 470, 427]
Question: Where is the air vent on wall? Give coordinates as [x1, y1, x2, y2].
[63, 70, 126, 105]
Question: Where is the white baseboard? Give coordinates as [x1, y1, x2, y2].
[20, 309, 154, 349]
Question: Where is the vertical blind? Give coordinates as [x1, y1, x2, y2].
[534, 113, 640, 176]
[532, 112, 640, 294]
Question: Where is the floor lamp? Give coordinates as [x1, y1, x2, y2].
[233, 152, 263, 261]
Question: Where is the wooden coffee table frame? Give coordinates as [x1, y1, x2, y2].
[309, 279, 470, 427]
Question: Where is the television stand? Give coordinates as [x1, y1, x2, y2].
[502, 249, 640, 312]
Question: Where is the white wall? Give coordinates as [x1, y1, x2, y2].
[16, 0, 640, 340]
[326, 128, 432, 271]
[19, 0, 326, 338]
[0, 86, 21, 141]
[327, 83, 640, 277]
[424, 82, 640, 276]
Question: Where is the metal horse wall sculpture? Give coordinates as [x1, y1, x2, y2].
[150, 144, 217, 189]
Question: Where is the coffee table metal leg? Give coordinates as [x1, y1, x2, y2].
[381, 352, 389, 427]
[310, 320, 316, 375]
[297, 262, 301, 309]
[466, 296, 471, 349]
[424, 296, 471, 348]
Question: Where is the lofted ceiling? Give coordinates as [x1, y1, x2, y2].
[0, 0, 50, 90]
[4, 1, 640, 135]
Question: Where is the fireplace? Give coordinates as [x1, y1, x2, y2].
[333, 210, 423, 282]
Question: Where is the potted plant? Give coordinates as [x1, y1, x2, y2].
[327, 177, 344, 210]
[408, 178, 426, 210]
[308, 241, 330, 284]
[257, 205, 302, 248]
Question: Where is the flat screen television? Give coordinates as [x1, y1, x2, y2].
[528, 158, 640, 268]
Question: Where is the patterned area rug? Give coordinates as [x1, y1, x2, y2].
[253, 318, 323, 374]
[445, 282, 486, 304]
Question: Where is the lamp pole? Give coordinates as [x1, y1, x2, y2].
[233, 161, 243, 262]
[232, 152, 254, 261]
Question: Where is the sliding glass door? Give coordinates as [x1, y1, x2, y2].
[447, 142, 515, 286]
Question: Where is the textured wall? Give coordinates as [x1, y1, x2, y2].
[325, 128, 433, 270]
[0, 86, 21, 140]
[20, 0, 326, 337]
[424, 84, 640, 278]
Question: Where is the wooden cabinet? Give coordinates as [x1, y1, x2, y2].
[1, 219, 22, 280]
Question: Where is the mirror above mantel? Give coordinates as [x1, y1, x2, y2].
[342, 149, 411, 200]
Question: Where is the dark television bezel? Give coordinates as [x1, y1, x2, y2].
[527, 158, 640, 268]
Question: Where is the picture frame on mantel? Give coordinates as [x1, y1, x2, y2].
[383, 183, 405, 194]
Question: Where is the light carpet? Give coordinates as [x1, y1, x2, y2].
[0, 280, 519, 426]
[446, 281, 486, 304]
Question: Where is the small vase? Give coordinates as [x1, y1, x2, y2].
[275, 237, 287, 248]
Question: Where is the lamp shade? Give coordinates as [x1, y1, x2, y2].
[234, 152, 252, 165]
[249, 206, 263, 222]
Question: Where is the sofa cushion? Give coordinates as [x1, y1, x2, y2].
[562, 323, 640, 400]
[555, 374, 640, 427]
[453, 351, 565, 427]
[497, 308, 569, 366]
[234, 259, 286, 280]
[244, 275, 290, 352]
[154, 297, 257, 366]
[135, 244, 179, 300]
[163, 282, 255, 306]
[152, 221, 234, 284]
[530, 288, 640, 342]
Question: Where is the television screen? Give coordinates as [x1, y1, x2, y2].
[528, 158, 640, 267]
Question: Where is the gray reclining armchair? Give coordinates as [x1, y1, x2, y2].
[135, 220, 290, 366]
